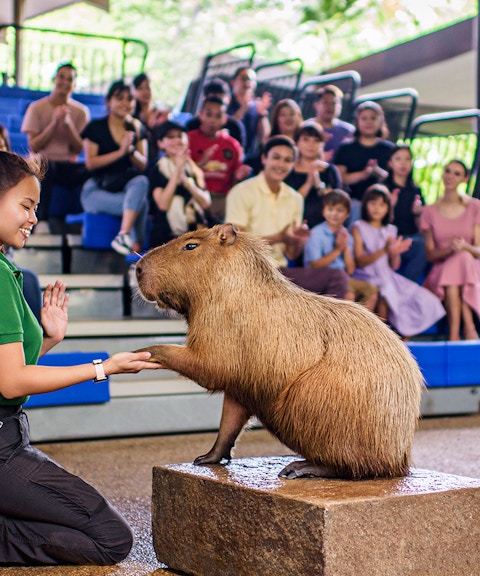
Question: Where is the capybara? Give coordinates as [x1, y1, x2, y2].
[135, 223, 424, 480]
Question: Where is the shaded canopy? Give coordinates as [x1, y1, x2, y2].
[0, 0, 109, 25]
[1, 0, 110, 85]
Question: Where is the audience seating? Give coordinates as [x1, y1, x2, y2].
[49, 184, 84, 219]
[66, 212, 121, 249]
[8, 132, 29, 154]
[0, 85, 105, 154]
[12, 233, 65, 274]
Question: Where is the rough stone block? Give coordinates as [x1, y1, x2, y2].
[152, 456, 480, 576]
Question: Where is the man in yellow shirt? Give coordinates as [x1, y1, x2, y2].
[225, 135, 348, 298]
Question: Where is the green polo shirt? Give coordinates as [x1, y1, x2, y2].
[0, 252, 42, 405]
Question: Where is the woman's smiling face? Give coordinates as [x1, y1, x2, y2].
[0, 176, 39, 249]
[442, 161, 468, 193]
[108, 89, 134, 119]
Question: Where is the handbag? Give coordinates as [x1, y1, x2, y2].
[97, 167, 138, 192]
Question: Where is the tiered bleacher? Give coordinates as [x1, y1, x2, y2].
[2, 37, 480, 439]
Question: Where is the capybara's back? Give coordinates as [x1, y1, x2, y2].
[136, 224, 424, 479]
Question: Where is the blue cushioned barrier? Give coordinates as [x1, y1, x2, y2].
[407, 341, 480, 388]
[25, 351, 110, 408]
[407, 341, 447, 387]
[445, 341, 480, 386]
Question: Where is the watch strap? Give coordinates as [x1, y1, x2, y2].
[93, 359, 108, 382]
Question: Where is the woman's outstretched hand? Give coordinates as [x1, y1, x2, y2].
[104, 351, 165, 375]
[41, 280, 69, 344]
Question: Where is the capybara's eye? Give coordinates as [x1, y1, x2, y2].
[183, 243, 198, 251]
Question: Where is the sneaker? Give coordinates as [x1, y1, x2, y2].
[111, 232, 134, 255]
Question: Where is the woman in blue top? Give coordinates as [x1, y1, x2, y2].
[0, 151, 161, 566]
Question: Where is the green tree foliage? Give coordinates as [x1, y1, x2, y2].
[29, 0, 476, 107]
[299, 0, 373, 25]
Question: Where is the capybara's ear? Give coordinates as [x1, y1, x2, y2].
[218, 223, 238, 246]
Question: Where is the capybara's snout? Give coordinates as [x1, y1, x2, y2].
[135, 254, 158, 302]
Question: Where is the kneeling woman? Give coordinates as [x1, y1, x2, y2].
[0, 151, 161, 566]
[81, 79, 149, 255]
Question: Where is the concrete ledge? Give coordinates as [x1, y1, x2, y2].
[152, 456, 480, 576]
[38, 273, 125, 289]
[26, 393, 223, 442]
[64, 318, 187, 338]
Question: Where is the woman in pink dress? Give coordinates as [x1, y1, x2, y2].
[420, 159, 480, 341]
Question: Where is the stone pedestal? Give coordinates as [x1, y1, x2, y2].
[152, 456, 480, 576]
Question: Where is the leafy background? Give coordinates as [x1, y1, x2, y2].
[29, 0, 476, 109]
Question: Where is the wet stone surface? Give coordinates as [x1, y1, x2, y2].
[153, 457, 480, 576]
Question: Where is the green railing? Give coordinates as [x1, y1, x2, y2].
[353, 88, 418, 143]
[0, 24, 148, 94]
[180, 43, 256, 114]
[254, 58, 304, 104]
[297, 70, 362, 123]
[407, 109, 480, 203]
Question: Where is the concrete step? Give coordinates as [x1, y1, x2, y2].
[62, 318, 187, 340]
[25, 393, 224, 442]
[67, 234, 129, 274]
[13, 233, 65, 274]
[39, 273, 127, 319]
[12, 233, 132, 275]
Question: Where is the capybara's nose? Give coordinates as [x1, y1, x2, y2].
[136, 265, 143, 280]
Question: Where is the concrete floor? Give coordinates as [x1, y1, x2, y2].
[2, 414, 480, 575]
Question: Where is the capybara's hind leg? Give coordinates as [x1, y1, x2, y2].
[279, 460, 338, 479]
[194, 393, 251, 466]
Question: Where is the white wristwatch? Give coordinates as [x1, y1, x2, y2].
[92, 359, 108, 383]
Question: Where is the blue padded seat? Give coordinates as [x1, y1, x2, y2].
[66, 212, 121, 249]
[9, 132, 29, 155]
[25, 351, 110, 408]
[0, 97, 24, 114]
[8, 114, 23, 132]
[49, 184, 83, 218]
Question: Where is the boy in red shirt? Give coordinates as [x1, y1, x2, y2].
[188, 95, 251, 219]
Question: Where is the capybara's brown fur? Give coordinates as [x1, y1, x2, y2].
[136, 224, 424, 480]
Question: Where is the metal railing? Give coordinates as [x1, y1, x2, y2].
[0, 24, 148, 94]
[254, 58, 304, 105]
[407, 109, 480, 202]
[180, 43, 256, 115]
[353, 87, 418, 143]
[297, 70, 362, 122]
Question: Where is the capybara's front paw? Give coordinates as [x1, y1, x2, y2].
[132, 347, 163, 364]
[193, 451, 232, 466]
